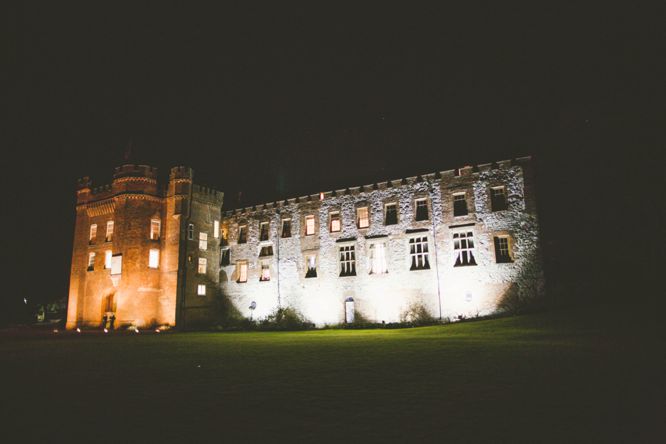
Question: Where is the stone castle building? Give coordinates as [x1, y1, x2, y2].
[67, 157, 542, 329]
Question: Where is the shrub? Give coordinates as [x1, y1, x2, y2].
[258, 307, 313, 331]
[400, 303, 437, 326]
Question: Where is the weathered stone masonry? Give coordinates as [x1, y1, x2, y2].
[221, 156, 542, 326]
[66, 157, 542, 329]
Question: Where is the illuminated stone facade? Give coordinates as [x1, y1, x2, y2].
[66, 165, 223, 329]
[221, 157, 542, 325]
[67, 157, 542, 329]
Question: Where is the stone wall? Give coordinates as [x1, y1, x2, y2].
[221, 157, 542, 325]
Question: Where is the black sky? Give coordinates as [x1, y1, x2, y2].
[3, 3, 664, 319]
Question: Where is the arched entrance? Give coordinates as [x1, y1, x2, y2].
[344, 297, 355, 324]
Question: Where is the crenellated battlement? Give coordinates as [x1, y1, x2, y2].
[192, 183, 224, 204]
[112, 164, 158, 181]
[223, 156, 532, 216]
[169, 166, 193, 182]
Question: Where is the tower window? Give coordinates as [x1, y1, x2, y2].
[384, 203, 398, 225]
[197, 284, 206, 296]
[87, 252, 95, 271]
[198, 257, 207, 274]
[339, 245, 356, 277]
[150, 219, 161, 240]
[236, 261, 248, 283]
[238, 225, 247, 244]
[89, 224, 97, 244]
[491, 186, 508, 211]
[148, 249, 160, 269]
[357, 207, 369, 229]
[281, 219, 291, 238]
[369, 242, 388, 274]
[409, 237, 430, 270]
[329, 211, 341, 232]
[259, 222, 269, 241]
[214, 220, 220, 239]
[453, 231, 477, 266]
[199, 232, 208, 250]
[305, 215, 315, 235]
[220, 249, 230, 266]
[415, 198, 429, 221]
[105, 250, 112, 269]
[494, 236, 514, 263]
[187, 224, 194, 240]
[305, 254, 317, 278]
[453, 193, 468, 217]
[105, 220, 114, 242]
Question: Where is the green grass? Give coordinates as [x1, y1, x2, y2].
[1, 305, 661, 443]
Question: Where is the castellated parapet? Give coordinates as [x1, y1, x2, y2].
[67, 156, 542, 329]
[220, 156, 542, 325]
[66, 164, 223, 330]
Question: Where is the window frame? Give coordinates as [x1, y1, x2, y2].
[384, 202, 398, 225]
[236, 260, 248, 283]
[339, 244, 357, 277]
[356, 207, 370, 229]
[198, 257, 207, 274]
[197, 284, 206, 296]
[281, 218, 292, 238]
[259, 259, 271, 282]
[409, 236, 431, 271]
[329, 211, 341, 233]
[87, 252, 95, 271]
[453, 231, 478, 267]
[238, 225, 248, 244]
[414, 198, 429, 221]
[150, 219, 161, 240]
[148, 248, 160, 269]
[490, 186, 508, 212]
[493, 234, 514, 263]
[105, 220, 114, 242]
[199, 232, 208, 250]
[104, 250, 113, 269]
[304, 215, 316, 236]
[259, 221, 270, 241]
[305, 253, 317, 278]
[187, 223, 194, 240]
[452, 192, 469, 217]
[213, 220, 220, 239]
[368, 241, 388, 274]
[89, 224, 97, 244]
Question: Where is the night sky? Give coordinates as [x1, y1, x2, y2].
[3, 3, 663, 321]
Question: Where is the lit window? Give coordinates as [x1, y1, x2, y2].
[187, 223, 194, 240]
[384, 203, 398, 225]
[199, 232, 207, 250]
[259, 222, 269, 241]
[330, 211, 341, 232]
[415, 198, 429, 221]
[305, 215, 315, 235]
[339, 245, 356, 277]
[494, 236, 514, 263]
[369, 242, 388, 274]
[237, 261, 248, 283]
[259, 260, 270, 281]
[259, 246, 273, 257]
[357, 207, 369, 229]
[220, 249, 230, 266]
[197, 284, 206, 296]
[238, 225, 247, 244]
[453, 231, 477, 266]
[453, 193, 468, 217]
[89, 224, 97, 243]
[105, 250, 112, 269]
[409, 237, 430, 270]
[148, 249, 160, 269]
[87, 252, 95, 271]
[491, 186, 508, 211]
[198, 257, 207, 274]
[105, 220, 114, 242]
[214, 220, 220, 238]
[281, 219, 291, 238]
[150, 219, 161, 240]
[305, 254, 317, 278]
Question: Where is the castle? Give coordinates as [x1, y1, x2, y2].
[66, 157, 542, 330]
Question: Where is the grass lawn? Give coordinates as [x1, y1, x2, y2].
[1, 305, 661, 443]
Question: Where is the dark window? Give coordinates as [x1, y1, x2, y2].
[220, 249, 230, 266]
[415, 199, 429, 221]
[453, 194, 468, 216]
[187, 224, 194, 240]
[259, 223, 269, 241]
[339, 245, 356, 276]
[305, 255, 317, 278]
[453, 232, 477, 266]
[491, 187, 508, 211]
[238, 226, 247, 244]
[259, 246, 273, 257]
[384, 203, 398, 225]
[409, 237, 430, 270]
[281, 220, 291, 238]
[494, 236, 513, 263]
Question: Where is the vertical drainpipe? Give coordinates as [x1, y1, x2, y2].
[429, 181, 443, 320]
[276, 208, 282, 308]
